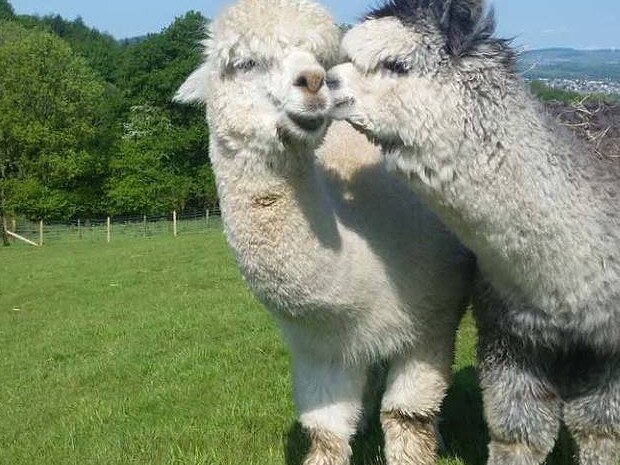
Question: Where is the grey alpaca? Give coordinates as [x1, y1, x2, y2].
[328, 0, 620, 463]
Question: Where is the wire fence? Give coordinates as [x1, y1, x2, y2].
[2, 209, 222, 247]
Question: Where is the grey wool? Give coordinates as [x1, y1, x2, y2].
[329, 0, 620, 463]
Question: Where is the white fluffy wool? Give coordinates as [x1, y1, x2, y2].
[176, 1, 475, 464]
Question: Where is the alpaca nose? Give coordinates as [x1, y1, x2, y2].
[294, 69, 325, 94]
[325, 72, 341, 90]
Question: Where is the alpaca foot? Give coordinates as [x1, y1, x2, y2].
[302, 429, 352, 465]
[487, 441, 550, 465]
[290, 351, 366, 465]
[378, 335, 456, 465]
[381, 410, 437, 465]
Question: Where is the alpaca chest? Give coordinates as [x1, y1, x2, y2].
[223, 196, 336, 312]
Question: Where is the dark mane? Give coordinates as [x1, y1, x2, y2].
[367, 0, 438, 23]
[366, 0, 515, 66]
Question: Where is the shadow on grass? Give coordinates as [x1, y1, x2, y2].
[284, 365, 578, 465]
[284, 422, 309, 465]
[439, 366, 488, 464]
[284, 417, 385, 465]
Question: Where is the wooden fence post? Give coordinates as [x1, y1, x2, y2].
[173, 210, 178, 237]
[77, 219, 82, 240]
[206, 209, 210, 228]
[143, 215, 147, 238]
[11, 218, 16, 233]
[39, 220, 43, 246]
[107, 217, 111, 243]
[0, 216, 8, 246]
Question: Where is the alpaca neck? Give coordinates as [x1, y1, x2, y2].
[210, 135, 322, 238]
[208, 134, 339, 310]
[406, 82, 614, 313]
[210, 136, 316, 195]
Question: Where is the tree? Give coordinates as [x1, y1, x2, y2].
[106, 105, 205, 215]
[0, 21, 114, 221]
[0, 162, 9, 245]
[14, 13, 122, 84]
[0, 10, 216, 221]
[38, 15, 122, 83]
[116, 11, 208, 108]
[112, 11, 214, 212]
[0, 0, 14, 19]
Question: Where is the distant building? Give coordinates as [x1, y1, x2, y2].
[534, 78, 620, 96]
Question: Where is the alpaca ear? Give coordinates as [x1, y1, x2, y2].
[174, 63, 210, 105]
[440, 0, 488, 56]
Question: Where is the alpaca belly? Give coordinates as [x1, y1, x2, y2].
[550, 346, 620, 400]
[474, 276, 620, 355]
[277, 306, 425, 364]
[274, 274, 462, 365]
[480, 323, 619, 402]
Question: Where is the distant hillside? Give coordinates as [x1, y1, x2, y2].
[121, 35, 148, 45]
[518, 48, 620, 81]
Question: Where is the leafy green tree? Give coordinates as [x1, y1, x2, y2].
[0, 21, 115, 221]
[42, 15, 121, 82]
[195, 163, 218, 210]
[530, 80, 582, 104]
[112, 11, 214, 213]
[107, 105, 210, 214]
[530, 80, 618, 105]
[0, 0, 13, 19]
[0, 8, 215, 221]
[14, 14, 122, 84]
[116, 11, 207, 107]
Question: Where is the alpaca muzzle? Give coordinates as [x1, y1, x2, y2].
[295, 70, 326, 94]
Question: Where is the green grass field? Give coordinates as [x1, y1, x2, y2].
[0, 233, 579, 464]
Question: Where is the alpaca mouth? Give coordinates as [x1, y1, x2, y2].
[333, 96, 355, 109]
[349, 120, 375, 139]
[287, 113, 325, 132]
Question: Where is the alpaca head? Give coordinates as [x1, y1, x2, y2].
[328, 0, 514, 159]
[175, 0, 341, 154]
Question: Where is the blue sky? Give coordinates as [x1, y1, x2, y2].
[9, 0, 620, 50]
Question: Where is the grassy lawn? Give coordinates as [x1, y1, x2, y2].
[0, 233, 578, 464]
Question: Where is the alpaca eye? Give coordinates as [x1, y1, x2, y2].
[382, 60, 411, 75]
[233, 59, 259, 72]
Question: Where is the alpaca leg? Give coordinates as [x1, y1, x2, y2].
[479, 343, 561, 465]
[380, 342, 454, 465]
[290, 349, 367, 465]
[563, 359, 620, 465]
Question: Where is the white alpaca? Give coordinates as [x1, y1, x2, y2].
[329, 0, 620, 464]
[176, 1, 474, 464]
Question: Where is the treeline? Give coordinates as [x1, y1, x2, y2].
[0, 0, 215, 222]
